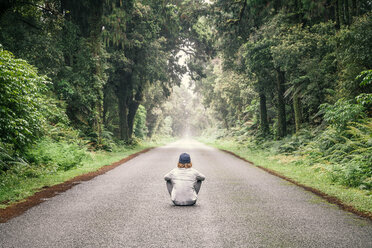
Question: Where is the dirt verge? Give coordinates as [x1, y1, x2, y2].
[221, 149, 372, 221]
[0, 148, 153, 223]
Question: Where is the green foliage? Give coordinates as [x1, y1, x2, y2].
[0, 142, 28, 171]
[141, 81, 169, 137]
[0, 0, 371, 200]
[0, 140, 153, 207]
[208, 1, 372, 138]
[337, 14, 372, 97]
[159, 116, 173, 137]
[26, 137, 88, 171]
[103, 0, 196, 141]
[320, 99, 366, 131]
[134, 105, 148, 139]
[0, 47, 47, 151]
[56, 33, 105, 134]
[0, 1, 64, 77]
[356, 93, 372, 108]
[201, 137, 372, 214]
[273, 129, 315, 154]
[302, 121, 372, 189]
[357, 69, 372, 87]
[356, 70, 372, 108]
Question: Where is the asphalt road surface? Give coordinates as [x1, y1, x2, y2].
[1, 139, 372, 248]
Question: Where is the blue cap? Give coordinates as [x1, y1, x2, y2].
[179, 153, 191, 164]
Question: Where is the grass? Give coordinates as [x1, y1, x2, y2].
[0, 138, 173, 209]
[199, 137, 372, 215]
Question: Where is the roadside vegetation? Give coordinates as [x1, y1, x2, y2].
[0, 140, 161, 209]
[194, 2, 372, 214]
[199, 127, 372, 214]
[0, 1, 207, 207]
[0, 47, 171, 206]
[1, 1, 371, 215]
[0, 46, 174, 208]
[0, 46, 173, 207]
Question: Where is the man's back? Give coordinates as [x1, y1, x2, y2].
[165, 167, 205, 205]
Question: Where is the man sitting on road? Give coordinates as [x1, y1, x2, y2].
[164, 153, 206, 206]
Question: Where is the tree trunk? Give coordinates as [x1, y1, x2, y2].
[91, 39, 103, 144]
[224, 117, 229, 130]
[118, 95, 130, 141]
[274, 0, 281, 13]
[90, 0, 104, 144]
[294, 0, 303, 23]
[259, 92, 269, 136]
[339, 0, 345, 26]
[127, 90, 143, 140]
[117, 73, 132, 141]
[335, 0, 340, 29]
[351, 0, 357, 17]
[127, 99, 137, 140]
[103, 86, 108, 127]
[325, 0, 334, 22]
[355, 0, 359, 16]
[344, 0, 350, 25]
[276, 68, 287, 138]
[147, 114, 160, 138]
[293, 89, 302, 133]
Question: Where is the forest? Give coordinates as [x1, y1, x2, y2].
[0, 0, 371, 211]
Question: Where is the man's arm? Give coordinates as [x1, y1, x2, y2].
[164, 171, 173, 181]
[195, 171, 206, 181]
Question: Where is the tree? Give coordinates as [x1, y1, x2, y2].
[60, 0, 105, 144]
[0, 0, 108, 145]
[241, 36, 276, 136]
[141, 81, 170, 138]
[103, 0, 181, 141]
[336, 14, 372, 98]
[103, 0, 211, 142]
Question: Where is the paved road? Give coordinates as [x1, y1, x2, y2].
[1, 139, 372, 248]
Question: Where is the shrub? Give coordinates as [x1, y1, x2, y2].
[26, 138, 88, 171]
[301, 120, 372, 189]
[319, 99, 366, 131]
[0, 46, 48, 151]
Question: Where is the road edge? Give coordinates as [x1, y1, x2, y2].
[0, 147, 153, 223]
[221, 149, 372, 221]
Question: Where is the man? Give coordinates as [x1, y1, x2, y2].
[164, 153, 206, 206]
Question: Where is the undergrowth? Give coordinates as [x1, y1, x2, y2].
[204, 117, 371, 191]
[203, 89, 372, 191]
[0, 136, 174, 208]
[199, 135, 372, 214]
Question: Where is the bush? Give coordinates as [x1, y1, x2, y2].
[301, 120, 372, 189]
[0, 46, 48, 151]
[320, 99, 366, 131]
[26, 138, 88, 171]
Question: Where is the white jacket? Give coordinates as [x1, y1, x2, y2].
[164, 168, 206, 205]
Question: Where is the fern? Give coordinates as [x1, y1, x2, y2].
[299, 117, 372, 189]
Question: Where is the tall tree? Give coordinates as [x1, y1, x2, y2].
[60, 0, 105, 143]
